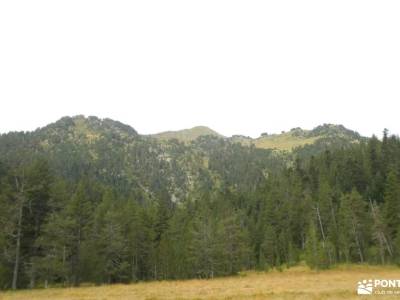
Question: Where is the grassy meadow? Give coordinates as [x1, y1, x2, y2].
[2, 265, 399, 300]
[253, 133, 318, 151]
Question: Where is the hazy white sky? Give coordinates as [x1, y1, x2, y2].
[0, 1, 399, 138]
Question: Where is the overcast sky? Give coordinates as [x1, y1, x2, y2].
[0, 1, 399, 138]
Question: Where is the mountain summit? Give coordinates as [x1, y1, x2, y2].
[245, 123, 363, 151]
[151, 126, 224, 142]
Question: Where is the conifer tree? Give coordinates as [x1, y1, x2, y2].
[383, 170, 400, 240]
[338, 189, 370, 263]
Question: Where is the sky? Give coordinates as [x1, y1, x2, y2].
[0, 1, 399, 138]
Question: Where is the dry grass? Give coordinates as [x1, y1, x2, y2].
[152, 126, 223, 143]
[253, 134, 318, 151]
[1, 265, 399, 300]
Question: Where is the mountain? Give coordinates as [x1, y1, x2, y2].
[151, 126, 223, 142]
[0, 116, 365, 202]
[231, 124, 364, 151]
[0, 116, 283, 202]
[151, 122, 364, 151]
[150, 123, 363, 151]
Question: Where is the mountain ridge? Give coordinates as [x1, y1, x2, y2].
[150, 121, 364, 151]
[1, 115, 365, 152]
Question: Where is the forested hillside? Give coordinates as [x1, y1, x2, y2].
[0, 116, 399, 290]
